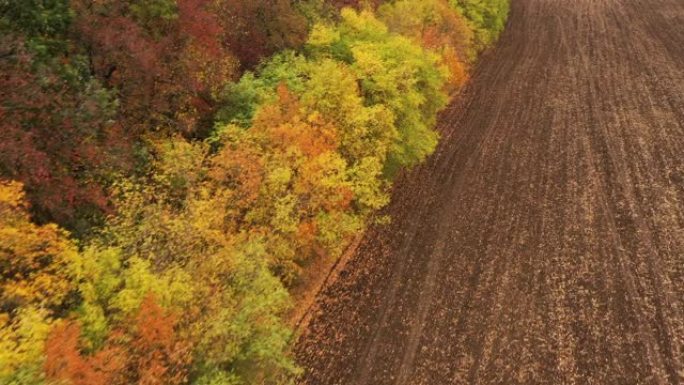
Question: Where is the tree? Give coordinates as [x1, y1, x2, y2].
[307, 8, 449, 172]
[44, 296, 191, 385]
[69, 246, 193, 349]
[44, 320, 125, 385]
[0, 180, 76, 315]
[71, 0, 237, 137]
[217, 0, 308, 69]
[0, 0, 73, 59]
[449, 0, 510, 50]
[211, 8, 450, 278]
[186, 240, 297, 385]
[212, 80, 391, 281]
[0, 307, 53, 385]
[119, 295, 192, 385]
[0, 34, 128, 230]
[90, 138, 299, 384]
[379, 0, 474, 90]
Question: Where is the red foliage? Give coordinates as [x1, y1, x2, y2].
[0, 39, 130, 225]
[45, 322, 125, 385]
[44, 296, 191, 385]
[71, 0, 236, 136]
[124, 295, 192, 385]
[218, 0, 308, 69]
[178, 0, 223, 57]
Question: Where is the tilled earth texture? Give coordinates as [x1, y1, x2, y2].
[295, 0, 684, 384]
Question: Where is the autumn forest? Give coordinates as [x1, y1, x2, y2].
[0, 1, 509, 384]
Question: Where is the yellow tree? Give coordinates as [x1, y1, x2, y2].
[0, 180, 78, 384]
[379, 0, 474, 91]
[0, 180, 76, 315]
[209, 85, 374, 283]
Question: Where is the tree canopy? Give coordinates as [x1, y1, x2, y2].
[0, 0, 507, 383]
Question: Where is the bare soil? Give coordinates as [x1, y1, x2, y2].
[294, 0, 684, 384]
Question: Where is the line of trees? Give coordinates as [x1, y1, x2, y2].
[0, 1, 509, 384]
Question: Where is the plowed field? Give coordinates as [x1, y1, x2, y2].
[295, 0, 684, 384]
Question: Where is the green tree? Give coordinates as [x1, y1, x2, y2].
[449, 0, 509, 50]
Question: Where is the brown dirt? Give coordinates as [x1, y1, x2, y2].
[289, 234, 363, 330]
[294, 0, 684, 384]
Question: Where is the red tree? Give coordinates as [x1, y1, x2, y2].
[218, 0, 308, 69]
[72, 0, 237, 136]
[123, 295, 192, 385]
[0, 37, 130, 227]
[44, 295, 191, 385]
[45, 322, 125, 385]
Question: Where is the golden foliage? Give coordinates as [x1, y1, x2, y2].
[0, 180, 76, 315]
